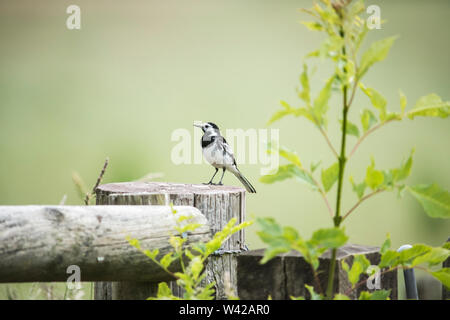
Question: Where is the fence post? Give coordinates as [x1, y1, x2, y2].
[237, 244, 398, 300]
[94, 181, 246, 300]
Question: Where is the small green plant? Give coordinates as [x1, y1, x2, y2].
[128, 204, 253, 300]
[258, 0, 450, 300]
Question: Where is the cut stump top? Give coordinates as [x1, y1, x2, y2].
[239, 243, 380, 260]
[96, 181, 245, 195]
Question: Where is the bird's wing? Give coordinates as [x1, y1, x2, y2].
[219, 136, 237, 166]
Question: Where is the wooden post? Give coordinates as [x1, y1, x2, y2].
[94, 182, 246, 300]
[237, 244, 398, 300]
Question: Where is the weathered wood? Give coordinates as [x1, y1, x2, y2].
[94, 182, 246, 300]
[237, 244, 398, 300]
[0, 205, 209, 282]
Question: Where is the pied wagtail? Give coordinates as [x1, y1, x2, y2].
[194, 121, 256, 193]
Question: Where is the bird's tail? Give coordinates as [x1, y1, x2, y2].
[231, 168, 256, 193]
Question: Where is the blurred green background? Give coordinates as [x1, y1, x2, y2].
[0, 0, 449, 299]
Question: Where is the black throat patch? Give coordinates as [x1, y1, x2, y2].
[201, 135, 216, 148]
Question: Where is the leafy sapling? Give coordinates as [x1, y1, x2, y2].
[258, 0, 450, 300]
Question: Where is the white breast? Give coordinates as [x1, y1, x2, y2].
[203, 143, 235, 168]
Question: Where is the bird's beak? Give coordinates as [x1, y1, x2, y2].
[193, 122, 203, 128]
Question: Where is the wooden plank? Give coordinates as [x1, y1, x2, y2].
[0, 205, 209, 282]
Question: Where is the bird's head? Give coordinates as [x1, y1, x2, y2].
[193, 121, 220, 133]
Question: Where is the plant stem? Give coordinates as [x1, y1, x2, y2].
[326, 23, 349, 300]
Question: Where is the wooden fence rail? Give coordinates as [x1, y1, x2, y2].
[0, 205, 210, 283]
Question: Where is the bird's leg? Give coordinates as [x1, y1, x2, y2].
[204, 168, 219, 185]
[217, 168, 226, 185]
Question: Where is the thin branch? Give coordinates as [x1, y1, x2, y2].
[84, 157, 109, 205]
[348, 119, 395, 160]
[319, 189, 334, 219]
[318, 126, 339, 158]
[342, 189, 384, 221]
[303, 167, 334, 218]
[308, 110, 339, 158]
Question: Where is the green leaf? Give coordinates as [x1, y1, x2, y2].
[316, 34, 345, 60]
[333, 293, 350, 300]
[260, 164, 319, 190]
[431, 268, 450, 289]
[175, 223, 202, 235]
[358, 36, 397, 78]
[260, 247, 290, 264]
[259, 164, 296, 184]
[256, 217, 297, 264]
[364, 158, 384, 190]
[359, 290, 391, 300]
[349, 176, 366, 199]
[143, 249, 159, 260]
[310, 160, 321, 173]
[391, 149, 414, 182]
[380, 234, 391, 255]
[398, 244, 431, 266]
[384, 112, 402, 122]
[354, 18, 369, 53]
[311, 227, 348, 249]
[301, 21, 323, 31]
[412, 247, 450, 267]
[407, 94, 450, 119]
[267, 101, 297, 125]
[379, 250, 399, 269]
[156, 282, 173, 298]
[278, 146, 303, 168]
[346, 254, 370, 286]
[160, 252, 176, 269]
[359, 84, 387, 121]
[312, 76, 334, 127]
[360, 109, 377, 132]
[189, 257, 204, 281]
[290, 296, 306, 300]
[127, 237, 141, 250]
[298, 64, 311, 104]
[169, 235, 186, 251]
[321, 162, 339, 192]
[399, 90, 407, 114]
[407, 184, 450, 219]
[340, 119, 360, 138]
[305, 284, 323, 300]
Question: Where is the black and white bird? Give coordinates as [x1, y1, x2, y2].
[194, 121, 256, 193]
